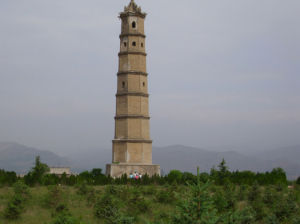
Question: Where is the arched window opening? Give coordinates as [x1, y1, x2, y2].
[141, 43, 144, 47]
[143, 82, 145, 87]
[132, 41, 136, 46]
[123, 42, 127, 47]
[122, 81, 125, 88]
[132, 21, 136, 28]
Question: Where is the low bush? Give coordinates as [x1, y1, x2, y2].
[43, 185, 62, 208]
[4, 181, 30, 220]
[4, 195, 24, 219]
[50, 204, 82, 224]
[13, 181, 30, 201]
[296, 177, 300, 185]
[76, 182, 90, 195]
[155, 190, 174, 204]
[141, 185, 157, 196]
[94, 194, 134, 224]
[86, 187, 96, 206]
[94, 194, 120, 221]
[127, 194, 151, 215]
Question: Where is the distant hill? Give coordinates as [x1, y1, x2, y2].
[0, 142, 70, 173]
[251, 145, 300, 179]
[253, 145, 300, 165]
[152, 145, 300, 179]
[152, 145, 269, 174]
[67, 148, 111, 173]
[67, 145, 300, 179]
[1, 142, 300, 179]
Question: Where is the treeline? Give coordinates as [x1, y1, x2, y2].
[1, 158, 299, 187]
[0, 169, 17, 185]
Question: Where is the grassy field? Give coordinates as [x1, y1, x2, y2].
[0, 186, 93, 224]
[0, 185, 176, 224]
[0, 183, 299, 224]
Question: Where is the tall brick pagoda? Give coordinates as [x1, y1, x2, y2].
[106, 0, 160, 177]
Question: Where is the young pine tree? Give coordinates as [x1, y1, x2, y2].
[172, 169, 219, 224]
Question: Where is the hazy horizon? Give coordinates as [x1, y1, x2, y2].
[1, 0, 299, 155]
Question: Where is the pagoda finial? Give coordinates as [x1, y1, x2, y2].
[121, 0, 146, 18]
[124, 0, 141, 13]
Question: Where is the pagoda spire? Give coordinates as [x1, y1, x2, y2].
[121, 0, 146, 17]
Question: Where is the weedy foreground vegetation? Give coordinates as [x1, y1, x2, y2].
[1, 157, 300, 224]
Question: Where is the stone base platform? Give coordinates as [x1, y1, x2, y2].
[106, 163, 160, 178]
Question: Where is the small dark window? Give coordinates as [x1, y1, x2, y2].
[143, 82, 145, 87]
[132, 41, 136, 46]
[132, 21, 136, 28]
[122, 81, 125, 88]
[123, 42, 127, 47]
[141, 43, 144, 47]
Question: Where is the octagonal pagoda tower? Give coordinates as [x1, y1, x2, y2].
[106, 0, 160, 177]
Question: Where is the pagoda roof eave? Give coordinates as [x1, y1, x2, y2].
[119, 11, 147, 19]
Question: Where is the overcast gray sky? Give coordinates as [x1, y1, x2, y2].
[0, 0, 299, 155]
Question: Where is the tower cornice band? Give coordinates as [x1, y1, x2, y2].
[118, 52, 147, 56]
[116, 92, 149, 97]
[120, 33, 146, 38]
[115, 115, 150, 120]
[113, 139, 152, 144]
[117, 71, 148, 76]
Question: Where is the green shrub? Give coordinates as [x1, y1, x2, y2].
[86, 187, 96, 206]
[296, 177, 300, 185]
[128, 186, 142, 196]
[42, 174, 60, 185]
[24, 156, 49, 186]
[275, 184, 285, 192]
[43, 185, 62, 208]
[172, 182, 219, 224]
[213, 189, 228, 212]
[94, 194, 120, 221]
[263, 214, 279, 224]
[4, 181, 30, 220]
[76, 182, 89, 195]
[223, 206, 256, 224]
[273, 192, 298, 221]
[237, 185, 248, 201]
[131, 197, 150, 213]
[105, 185, 120, 195]
[116, 215, 135, 224]
[155, 190, 174, 204]
[0, 170, 17, 186]
[251, 200, 267, 221]
[50, 204, 82, 224]
[292, 216, 300, 224]
[248, 181, 261, 202]
[141, 185, 157, 196]
[76, 182, 96, 206]
[223, 183, 236, 210]
[167, 170, 183, 184]
[13, 181, 30, 201]
[155, 210, 170, 220]
[4, 194, 24, 219]
[236, 206, 256, 224]
[51, 215, 81, 224]
[116, 186, 131, 202]
[263, 186, 278, 205]
[94, 194, 134, 224]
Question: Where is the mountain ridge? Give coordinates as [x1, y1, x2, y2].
[0, 142, 299, 179]
[0, 142, 70, 173]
